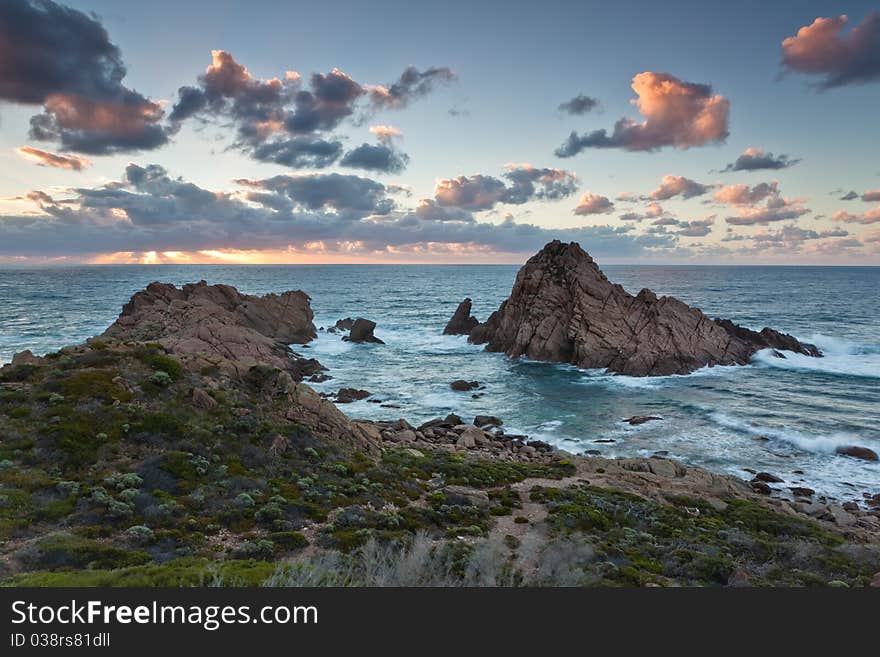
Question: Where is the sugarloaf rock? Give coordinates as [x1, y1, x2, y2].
[465, 241, 820, 377]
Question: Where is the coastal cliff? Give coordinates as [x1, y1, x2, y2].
[464, 241, 820, 376]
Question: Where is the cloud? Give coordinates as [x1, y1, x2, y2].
[725, 197, 810, 225]
[558, 94, 600, 115]
[16, 145, 90, 170]
[649, 175, 710, 200]
[0, 163, 677, 260]
[435, 164, 578, 211]
[251, 137, 343, 168]
[340, 143, 410, 173]
[840, 190, 859, 200]
[723, 225, 854, 254]
[675, 215, 715, 237]
[781, 13, 880, 89]
[369, 125, 402, 143]
[0, 0, 170, 154]
[721, 147, 800, 172]
[862, 188, 880, 202]
[237, 172, 394, 214]
[832, 206, 880, 225]
[573, 192, 614, 215]
[170, 52, 450, 167]
[554, 72, 729, 155]
[714, 181, 780, 206]
[367, 66, 456, 110]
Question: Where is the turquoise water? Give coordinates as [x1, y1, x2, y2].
[1, 264, 878, 502]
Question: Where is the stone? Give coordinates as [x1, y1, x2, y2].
[789, 487, 815, 498]
[451, 379, 480, 391]
[727, 568, 750, 587]
[458, 425, 486, 447]
[466, 241, 820, 376]
[342, 318, 384, 344]
[102, 280, 317, 379]
[474, 415, 502, 428]
[754, 472, 784, 483]
[334, 317, 354, 331]
[648, 459, 678, 478]
[835, 445, 879, 461]
[456, 432, 476, 449]
[335, 388, 371, 403]
[750, 480, 772, 495]
[443, 298, 480, 335]
[441, 485, 490, 508]
[624, 415, 662, 426]
[191, 388, 218, 409]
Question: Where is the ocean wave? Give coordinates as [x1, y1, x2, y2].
[708, 411, 877, 457]
[753, 333, 880, 379]
[576, 361, 750, 389]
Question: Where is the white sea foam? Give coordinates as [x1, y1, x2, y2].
[708, 411, 878, 457]
[753, 334, 880, 379]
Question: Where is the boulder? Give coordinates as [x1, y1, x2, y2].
[102, 280, 318, 379]
[335, 388, 371, 403]
[443, 298, 480, 335]
[342, 318, 384, 344]
[441, 485, 490, 508]
[474, 415, 502, 428]
[191, 388, 218, 410]
[467, 241, 820, 376]
[754, 472, 784, 483]
[334, 317, 355, 331]
[624, 415, 662, 426]
[451, 380, 480, 391]
[835, 445, 879, 461]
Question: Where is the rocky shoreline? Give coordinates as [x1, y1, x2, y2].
[1, 251, 878, 586]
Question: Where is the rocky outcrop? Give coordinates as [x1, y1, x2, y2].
[465, 241, 820, 376]
[443, 298, 480, 335]
[102, 280, 318, 379]
[342, 318, 384, 344]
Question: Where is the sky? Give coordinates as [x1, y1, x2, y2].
[0, 0, 878, 265]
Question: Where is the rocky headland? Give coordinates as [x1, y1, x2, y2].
[0, 273, 877, 587]
[461, 241, 820, 377]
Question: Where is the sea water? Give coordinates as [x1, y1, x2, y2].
[1, 264, 877, 502]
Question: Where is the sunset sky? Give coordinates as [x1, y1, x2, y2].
[1, 0, 879, 265]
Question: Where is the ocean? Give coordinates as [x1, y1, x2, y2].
[1, 264, 878, 503]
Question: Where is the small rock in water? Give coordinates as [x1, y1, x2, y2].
[594, 438, 616, 443]
[755, 472, 784, 483]
[789, 487, 815, 498]
[335, 388, 371, 403]
[623, 415, 662, 426]
[450, 379, 480, 391]
[752, 435, 770, 442]
[342, 318, 384, 344]
[835, 445, 879, 461]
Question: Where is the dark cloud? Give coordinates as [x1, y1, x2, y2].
[721, 147, 801, 172]
[170, 53, 452, 168]
[0, 0, 171, 154]
[368, 66, 456, 110]
[675, 216, 715, 237]
[781, 13, 880, 89]
[340, 143, 410, 173]
[1, 165, 678, 260]
[558, 94, 600, 115]
[862, 188, 880, 202]
[840, 190, 859, 200]
[237, 173, 394, 215]
[251, 137, 343, 168]
[434, 165, 578, 211]
[555, 72, 729, 156]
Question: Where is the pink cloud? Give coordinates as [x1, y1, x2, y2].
[649, 175, 709, 200]
[574, 192, 614, 215]
[714, 182, 779, 206]
[832, 206, 880, 225]
[16, 145, 90, 170]
[555, 72, 730, 155]
[781, 13, 880, 88]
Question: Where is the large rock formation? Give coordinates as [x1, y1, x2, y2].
[443, 298, 480, 335]
[103, 280, 318, 378]
[465, 241, 820, 377]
